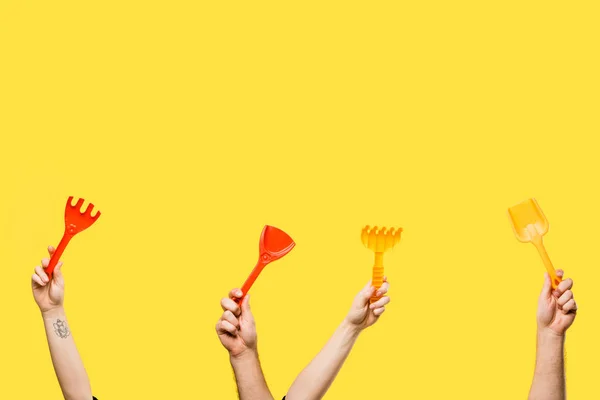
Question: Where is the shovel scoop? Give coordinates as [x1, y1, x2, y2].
[235, 225, 295, 304]
[508, 198, 561, 289]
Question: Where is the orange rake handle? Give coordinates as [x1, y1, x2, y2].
[371, 253, 384, 303]
[44, 233, 74, 277]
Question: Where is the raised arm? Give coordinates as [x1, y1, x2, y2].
[285, 278, 391, 400]
[31, 246, 93, 400]
[216, 289, 274, 400]
[529, 270, 577, 400]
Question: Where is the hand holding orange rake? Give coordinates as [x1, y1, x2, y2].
[361, 226, 402, 303]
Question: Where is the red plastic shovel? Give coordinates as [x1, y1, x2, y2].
[44, 197, 101, 277]
[235, 225, 295, 304]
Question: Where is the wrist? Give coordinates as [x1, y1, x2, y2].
[41, 306, 65, 320]
[341, 318, 363, 337]
[229, 347, 258, 363]
[537, 327, 566, 342]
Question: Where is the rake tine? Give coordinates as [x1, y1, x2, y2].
[83, 202, 94, 215]
[72, 198, 85, 210]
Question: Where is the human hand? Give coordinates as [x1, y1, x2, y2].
[345, 277, 390, 331]
[216, 289, 258, 358]
[31, 246, 65, 314]
[537, 270, 577, 336]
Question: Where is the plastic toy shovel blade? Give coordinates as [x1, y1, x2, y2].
[508, 198, 549, 243]
[236, 225, 296, 304]
[261, 225, 296, 260]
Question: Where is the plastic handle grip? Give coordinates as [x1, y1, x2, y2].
[44, 234, 72, 277]
[236, 260, 266, 305]
[533, 240, 561, 289]
[370, 253, 384, 303]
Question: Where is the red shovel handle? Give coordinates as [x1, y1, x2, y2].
[235, 259, 267, 305]
[44, 234, 72, 278]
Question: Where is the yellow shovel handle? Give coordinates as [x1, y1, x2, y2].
[371, 253, 384, 303]
[532, 240, 561, 289]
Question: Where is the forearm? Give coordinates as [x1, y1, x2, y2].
[230, 350, 274, 400]
[286, 320, 361, 400]
[42, 307, 92, 400]
[528, 329, 566, 400]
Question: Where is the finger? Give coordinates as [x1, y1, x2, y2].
[370, 295, 390, 309]
[222, 310, 240, 329]
[359, 285, 375, 305]
[41, 258, 50, 269]
[557, 290, 573, 307]
[48, 246, 55, 257]
[540, 272, 552, 299]
[34, 266, 50, 283]
[32, 274, 45, 287]
[561, 299, 577, 314]
[372, 306, 386, 316]
[220, 297, 241, 317]
[216, 320, 238, 336]
[557, 278, 573, 293]
[229, 288, 243, 300]
[375, 281, 390, 297]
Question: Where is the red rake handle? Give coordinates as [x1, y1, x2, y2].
[44, 233, 73, 277]
[235, 259, 267, 305]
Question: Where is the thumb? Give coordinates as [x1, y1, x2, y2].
[540, 272, 551, 299]
[241, 294, 253, 318]
[53, 262, 64, 283]
[357, 283, 375, 307]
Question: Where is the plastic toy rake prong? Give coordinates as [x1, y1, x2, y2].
[83, 203, 101, 220]
[368, 226, 378, 250]
[361, 225, 370, 247]
[376, 227, 387, 252]
[71, 197, 85, 210]
[385, 228, 395, 250]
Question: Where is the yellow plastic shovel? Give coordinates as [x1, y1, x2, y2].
[508, 198, 561, 289]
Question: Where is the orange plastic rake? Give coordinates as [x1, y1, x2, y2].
[44, 197, 101, 277]
[361, 226, 402, 303]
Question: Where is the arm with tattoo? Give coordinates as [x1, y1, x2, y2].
[32, 246, 93, 400]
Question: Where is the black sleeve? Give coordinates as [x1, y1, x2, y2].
[93, 397, 98, 400]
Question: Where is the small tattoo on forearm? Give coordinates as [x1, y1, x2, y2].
[53, 319, 70, 339]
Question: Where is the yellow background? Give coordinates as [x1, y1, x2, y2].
[1, 1, 598, 399]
